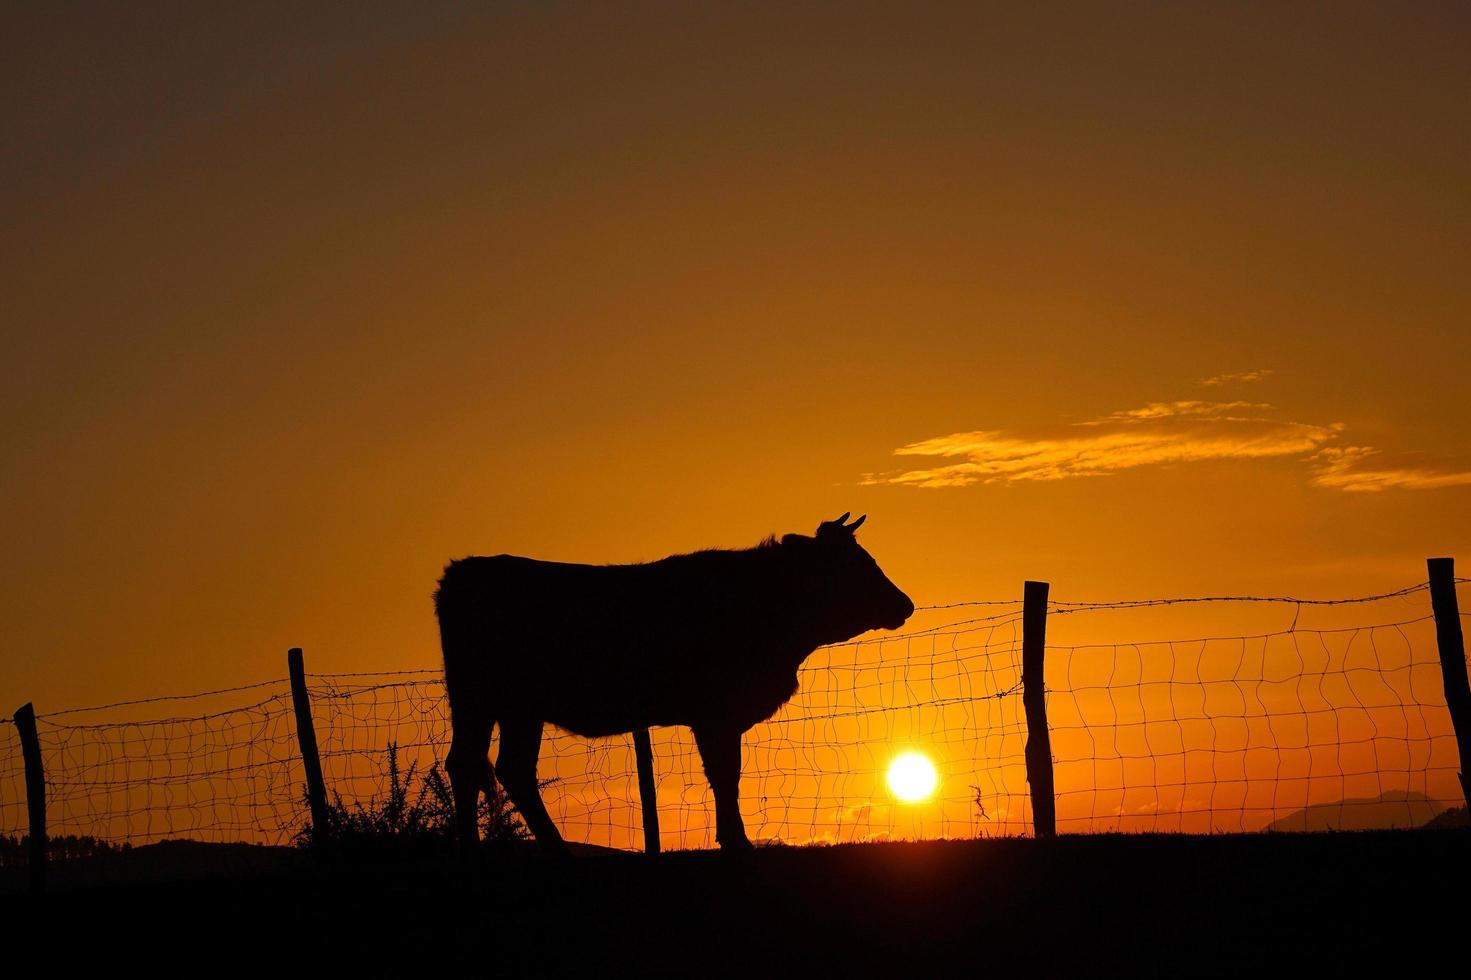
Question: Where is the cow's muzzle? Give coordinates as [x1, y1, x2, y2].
[883, 594, 916, 631]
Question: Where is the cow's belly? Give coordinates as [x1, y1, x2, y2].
[539, 661, 801, 738]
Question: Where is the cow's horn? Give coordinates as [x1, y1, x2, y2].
[817, 513, 850, 537]
[846, 514, 866, 532]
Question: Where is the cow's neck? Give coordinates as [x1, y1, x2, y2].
[766, 575, 848, 662]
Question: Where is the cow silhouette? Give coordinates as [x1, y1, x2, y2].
[435, 513, 914, 854]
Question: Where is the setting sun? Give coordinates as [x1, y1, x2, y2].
[887, 752, 939, 803]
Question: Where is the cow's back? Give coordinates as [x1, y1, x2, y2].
[436, 554, 647, 654]
[436, 553, 733, 734]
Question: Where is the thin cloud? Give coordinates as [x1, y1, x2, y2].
[1086, 400, 1272, 424]
[1310, 447, 1471, 493]
[1199, 369, 1274, 387]
[864, 396, 1471, 492]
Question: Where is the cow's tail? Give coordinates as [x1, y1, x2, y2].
[436, 558, 500, 854]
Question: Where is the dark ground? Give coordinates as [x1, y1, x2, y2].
[6, 832, 1467, 975]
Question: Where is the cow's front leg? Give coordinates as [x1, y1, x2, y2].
[497, 716, 570, 858]
[693, 726, 752, 852]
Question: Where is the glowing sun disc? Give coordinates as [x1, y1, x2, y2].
[887, 752, 938, 802]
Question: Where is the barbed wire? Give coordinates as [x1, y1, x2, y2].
[32, 679, 296, 720]
[16, 580, 1451, 721]
[1047, 581, 1442, 614]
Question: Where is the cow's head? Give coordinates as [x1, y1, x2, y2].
[782, 513, 915, 642]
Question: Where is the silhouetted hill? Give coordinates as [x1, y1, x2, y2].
[0, 836, 624, 896]
[6, 832, 1466, 974]
[1263, 790, 1442, 832]
[1422, 805, 1468, 829]
[0, 838, 300, 895]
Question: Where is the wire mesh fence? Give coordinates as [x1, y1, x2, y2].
[1044, 602, 1463, 833]
[22, 682, 303, 850]
[0, 723, 25, 857]
[2, 578, 1467, 858]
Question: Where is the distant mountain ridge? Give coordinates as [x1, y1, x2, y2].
[1264, 791, 1444, 832]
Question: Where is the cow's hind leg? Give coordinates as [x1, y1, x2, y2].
[694, 726, 753, 852]
[446, 710, 495, 855]
[497, 716, 569, 857]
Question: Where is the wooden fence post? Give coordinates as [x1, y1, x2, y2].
[1023, 580, 1057, 838]
[287, 648, 332, 844]
[1428, 558, 1471, 816]
[632, 728, 661, 854]
[13, 703, 46, 897]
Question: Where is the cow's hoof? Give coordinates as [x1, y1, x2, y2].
[718, 836, 755, 855]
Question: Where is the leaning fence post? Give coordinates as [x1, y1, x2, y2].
[1428, 558, 1471, 816]
[632, 728, 661, 854]
[1023, 580, 1057, 838]
[287, 648, 332, 844]
[13, 703, 46, 896]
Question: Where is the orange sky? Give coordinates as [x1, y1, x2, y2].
[4, 1, 1470, 724]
